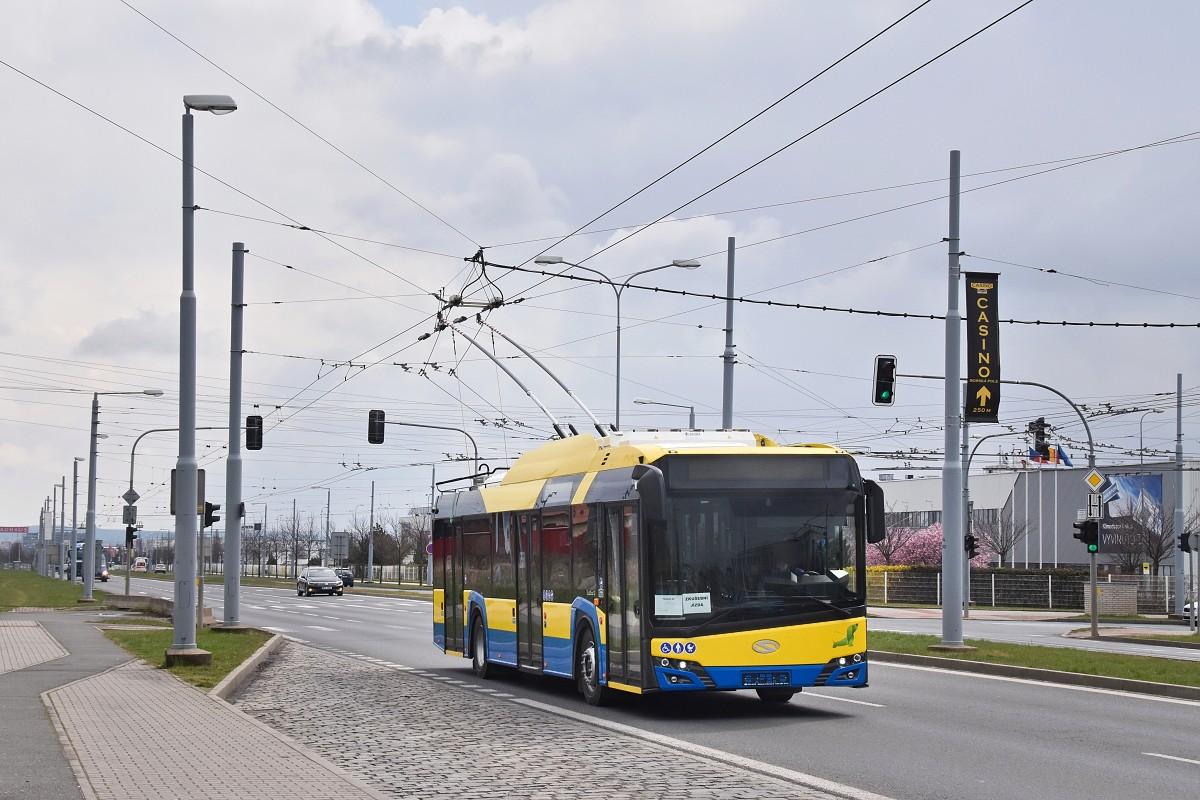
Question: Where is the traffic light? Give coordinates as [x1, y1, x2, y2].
[872, 355, 897, 406]
[368, 409, 386, 444]
[203, 502, 221, 529]
[964, 534, 978, 559]
[1028, 417, 1049, 459]
[246, 415, 263, 451]
[1180, 533, 1193, 554]
[125, 525, 138, 549]
[1072, 519, 1099, 554]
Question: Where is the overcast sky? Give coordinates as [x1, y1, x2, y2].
[2, 0, 1198, 534]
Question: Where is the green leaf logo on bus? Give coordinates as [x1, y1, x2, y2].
[832, 623, 859, 649]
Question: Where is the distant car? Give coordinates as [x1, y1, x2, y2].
[298, 567, 343, 597]
[334, 568, 354, 588]
[154, 563, 167, 574]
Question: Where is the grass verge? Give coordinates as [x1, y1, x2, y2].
[869, 631, 1200, 687]
[103, 627, 270, 689]
[0, 569, 105, 609]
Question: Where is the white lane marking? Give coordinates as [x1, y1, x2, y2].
[247, 605, 264, 610]
[1144, 752, 1200, 766]
[493, 693, 514, 698]
[305, 625, 337, 631]
[263, 626, 290, 633]
[873, 663, 1200, 707]
[137, 591, 147, 595]
[803, 692, 885, 708]
[513, 697, 897, 800]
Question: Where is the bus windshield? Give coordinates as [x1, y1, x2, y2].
[649, 488, 862, 626]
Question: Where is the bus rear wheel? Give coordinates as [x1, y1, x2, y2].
[756, 688, 795, 703]
[577, 627, 607, 706]
[471, 616, 491, 679]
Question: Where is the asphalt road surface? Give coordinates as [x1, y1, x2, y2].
[113, 576, 1200, 800]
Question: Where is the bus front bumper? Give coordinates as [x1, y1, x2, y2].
[652, 654, 867, 692]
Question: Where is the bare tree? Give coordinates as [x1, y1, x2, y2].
[973, 516, 1028, 568]
[871, 506, 919, 565]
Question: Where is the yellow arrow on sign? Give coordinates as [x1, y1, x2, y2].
[975, 385, 992, 405]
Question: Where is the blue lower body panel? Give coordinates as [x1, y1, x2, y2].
[487, 628, 517, 666]
[433, 621, 445, 651]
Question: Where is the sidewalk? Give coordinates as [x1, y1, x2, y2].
[0, 611, 389, 800]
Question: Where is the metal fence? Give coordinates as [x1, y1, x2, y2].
[867, 571, 1183, 613]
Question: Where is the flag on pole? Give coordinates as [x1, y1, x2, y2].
[1028, 445, 1073, 466]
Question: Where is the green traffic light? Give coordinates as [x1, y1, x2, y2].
[881, 390, 891, 400]
[1087, 544, 1098, 554]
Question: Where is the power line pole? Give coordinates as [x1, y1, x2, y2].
[1175, 372, 1186, 616]
[721, 236, 736, 429]
[961, 389, 970, 619]
[292, 498, 298, 579]
[940, 150, 965, 649]
[223, 241, 246, 628]
[367, 480, 375, 583]
[58, 476, 66, 580]
[70, 458, 80, 581]
[325, 488, 331, 567]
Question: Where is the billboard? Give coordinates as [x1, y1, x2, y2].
[1099, 474, 1163, 554]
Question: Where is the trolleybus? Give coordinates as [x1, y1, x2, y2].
[432, 429, 886, 705]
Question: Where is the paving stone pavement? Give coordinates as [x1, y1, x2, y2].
[0, 620, 68, 675]
[44, 660, 389, 800]
[235, 642, 850, 800]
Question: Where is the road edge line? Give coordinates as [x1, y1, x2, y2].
[511, 696, 896, 800]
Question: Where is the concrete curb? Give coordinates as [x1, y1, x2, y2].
[869, 649, 1200, 701]
[209, 632, 284, 701]
[1093, 635, 1200, 651]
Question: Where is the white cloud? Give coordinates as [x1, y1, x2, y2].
[75, 311, 177, 357]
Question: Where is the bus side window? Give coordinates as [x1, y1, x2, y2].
[571, 504, 596, 598]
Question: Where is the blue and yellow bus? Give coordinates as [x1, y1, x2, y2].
[432, 429, 886, 705]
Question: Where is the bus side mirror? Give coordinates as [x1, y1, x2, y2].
[864, 480, 886, 543]
[632, 464, 667, 521]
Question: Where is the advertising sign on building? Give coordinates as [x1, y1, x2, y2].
[1099, 474, 1164, 556]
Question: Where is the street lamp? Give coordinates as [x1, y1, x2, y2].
[1139, 409, 1163, 464]
[633, 397, 696, 429]
[533, 255, 700, 428]
[172, 93, 236, 662]
[82, 390, 162, 601]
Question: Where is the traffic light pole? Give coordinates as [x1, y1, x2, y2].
[940, 150, 965, 649]
[223, 242, 246, 628]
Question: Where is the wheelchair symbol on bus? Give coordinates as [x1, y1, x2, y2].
[660, 642, 672, 654]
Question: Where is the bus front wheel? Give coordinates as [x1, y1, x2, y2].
[577, 627, 607, 706]
[470, 616, 491, 679]
[756, 688, 795, 703]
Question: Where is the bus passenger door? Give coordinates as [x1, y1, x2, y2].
[517, 514, 544, 671]
[445, 521, 464, 653]
[605, 503, 642, 686]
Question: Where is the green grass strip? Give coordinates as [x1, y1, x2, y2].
[104, 627, 270, 689]
[869, 630, 1200, 688]
[0, 570, 106, 609]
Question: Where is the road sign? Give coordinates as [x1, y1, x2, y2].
[964, 272, 1001, 422]
[122, 488, 140, 505]
[330, 531, 349, 562]
[1076, 508, 1086, 522]
[1087, 492, 1102, 520]
[426, 542, 433, 556]
[122, 505, 137, 525]
[168, 468, 206, 515]
[1082, 468, 1106, 492]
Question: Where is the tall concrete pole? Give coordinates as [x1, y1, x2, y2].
[940, 150, 965, 647]
[367, 480, 375, 583]
[58, 477, 66, 580]
[224, 242, 246, 627]
[172, 109, 200, 652]
[721, 236, 736, 429]
[70, 458, 80, 581]
[325, 488, 331, 566]
[961, 388, 970, 619]
[1175, 372, 1186, 615]
[51, 484, 59, 577]
[83, 393, 100, 600]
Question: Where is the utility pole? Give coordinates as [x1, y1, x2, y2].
[70, 458, 81, 581]
[961, 388, 970, 619]
[1175, 373, 1186, 616]
[292, 498, 298, 579]
[940, 150, 965, 649]
[58, 477, 66, 580]
[51, 485, 59, 577]
[367, 480, 375, 583]
[224, 242, 246, 628]
[83, 393, 100, 600]
[325, 488, 331, 567]
[721, 236, 736, 429]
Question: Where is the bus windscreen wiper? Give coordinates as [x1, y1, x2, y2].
[783, 595, 854, 618]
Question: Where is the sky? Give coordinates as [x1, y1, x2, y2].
[2, 0, 1198, 536]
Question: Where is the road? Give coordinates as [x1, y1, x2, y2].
[115, 575, 1200, 800]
